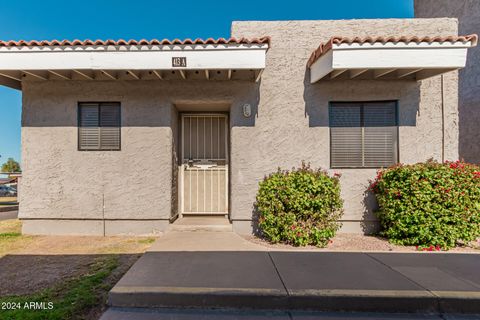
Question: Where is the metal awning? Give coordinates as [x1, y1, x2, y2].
[308, 35, 478, 83]
[0, 37, 270, 90]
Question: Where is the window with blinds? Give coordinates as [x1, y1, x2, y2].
[329, 101, 398, 168]
[78, 102, 121, 150]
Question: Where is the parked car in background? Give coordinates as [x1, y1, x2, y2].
[0, 185, 16, 197]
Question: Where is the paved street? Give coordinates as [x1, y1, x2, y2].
[0, 209, 17, 220]
[101, 308, 480, 319]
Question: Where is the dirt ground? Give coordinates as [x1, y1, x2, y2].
[0, 219, 156, 296]
[244, 233, 480, 252]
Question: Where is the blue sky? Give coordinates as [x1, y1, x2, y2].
[0, 0, 413, 165]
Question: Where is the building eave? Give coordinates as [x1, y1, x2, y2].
[308, 35, 478, 83]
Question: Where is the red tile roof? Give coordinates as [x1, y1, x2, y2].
[307, 34, 478, 67]
[0, 37, 270, 47]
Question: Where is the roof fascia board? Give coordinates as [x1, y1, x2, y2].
[0, 48, 267, 70]
[333, 47, 468, 69]
[310, 50, 333, 83]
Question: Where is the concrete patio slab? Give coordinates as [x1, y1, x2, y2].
[170, 217, 233, 232]
[148, 231, 263, 252]
[173, 217, 230, 225]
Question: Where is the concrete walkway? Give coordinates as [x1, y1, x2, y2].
[107, 231, 480, 315]
[148, 230, 263, 251]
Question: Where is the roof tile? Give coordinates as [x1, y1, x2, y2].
[0, 37, 270, 47]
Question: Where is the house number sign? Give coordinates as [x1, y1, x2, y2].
[172, 57, 187, 67]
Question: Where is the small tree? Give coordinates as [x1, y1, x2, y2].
[1, 158, 21, 173]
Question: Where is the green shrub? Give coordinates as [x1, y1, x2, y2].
[370, 160, 480, 249]
[256, 162, 343, 247]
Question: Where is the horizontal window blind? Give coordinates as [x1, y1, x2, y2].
[78, 104, 100, 150]
[78, 102, 121, 150]
[330, 103, 363, 168]
[363, 103, 398, 167]
[330, 101, 398, 168]
[99, 104, 121, 150]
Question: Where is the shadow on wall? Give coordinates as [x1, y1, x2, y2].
[302, 68, 421, 128]
[172, 81, 260, 219]
[302, 68, 421, 233]
[230, 81, 262, 234]
[229, 81, 261, 128]
[458, 60, 480, 163]
[361, 188, 380, 234]
[251, 203, 263, 237]
[250, 188, 381, 236]
[22, 80, 261, 128]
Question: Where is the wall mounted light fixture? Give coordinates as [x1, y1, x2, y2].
[243, 104, 251, 117]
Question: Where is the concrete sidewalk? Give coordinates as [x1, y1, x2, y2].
[108, 233, 480, 314]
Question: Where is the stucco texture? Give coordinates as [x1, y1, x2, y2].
[19, 80, 258, 234]
[231, 19, 459, 233]
[20, 18, 460, 235]
[415, 0, 480, 163]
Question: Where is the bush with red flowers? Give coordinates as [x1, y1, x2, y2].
[370, 160, 480, 249]
[256, 162, 343, 247]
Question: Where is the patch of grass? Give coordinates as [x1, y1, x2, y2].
[0, 255, 119, 320]
[137, 237, 155, 245]
[0, 232, 21, 239]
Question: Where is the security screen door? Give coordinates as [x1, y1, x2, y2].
[181, 114, 228, 215]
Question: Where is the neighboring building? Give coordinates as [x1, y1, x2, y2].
[415, 0, 480, 163]
[0, 18, 476, 235]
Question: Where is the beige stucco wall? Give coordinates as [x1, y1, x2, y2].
[19, 80, 258, 235]
[20, 18, 459, 235]
[415, 0, 480, 163]
[230, 18, 459, 233]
